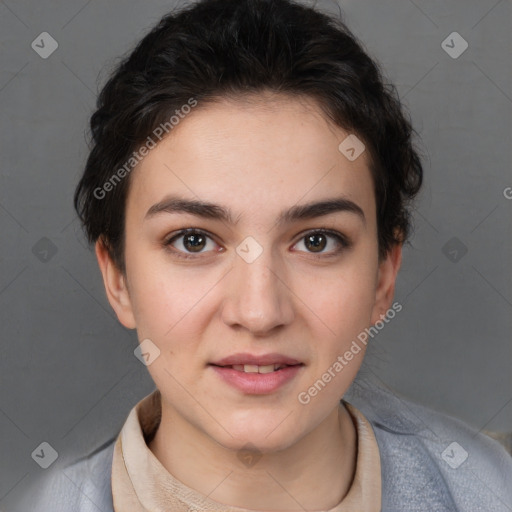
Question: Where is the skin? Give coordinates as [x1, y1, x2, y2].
[96, 93, 402, 511]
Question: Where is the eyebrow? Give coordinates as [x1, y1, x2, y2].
[145, 194, 366, 226]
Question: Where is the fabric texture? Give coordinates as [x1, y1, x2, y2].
[18, 375, 512, 512]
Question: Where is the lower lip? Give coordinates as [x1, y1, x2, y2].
[210, 365, 304, 394]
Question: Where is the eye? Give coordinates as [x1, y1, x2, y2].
[163, 227, 351, 260]
[164, 228, 220, 258]
[292, 229, 350, 256]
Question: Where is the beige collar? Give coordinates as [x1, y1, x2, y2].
[111, 390, 381, 511]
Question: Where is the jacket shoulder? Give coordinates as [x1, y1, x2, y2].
[345, 377, 512, 511]
[16, 437, 116, 512]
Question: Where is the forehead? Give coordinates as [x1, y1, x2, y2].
[126, 95, 376, 227]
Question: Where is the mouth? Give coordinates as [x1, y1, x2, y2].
[210, 352, 303, 368]
[210, 363, 302, 373]
[208, 353, 305, 394]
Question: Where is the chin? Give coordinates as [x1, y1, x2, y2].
[221, 433, 298, 455]
[211, 415, 303, 454]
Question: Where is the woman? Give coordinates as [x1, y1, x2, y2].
[25, 0, 512, 510]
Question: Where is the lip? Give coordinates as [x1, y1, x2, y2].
[210, 364, 304, 394]
[211, 352, 302, 367]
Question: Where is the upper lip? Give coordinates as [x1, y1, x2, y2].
[210, 353, 303, 366]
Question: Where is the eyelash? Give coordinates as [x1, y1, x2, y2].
[162, 227, 351, 260]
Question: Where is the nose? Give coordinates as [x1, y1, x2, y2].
[221, 247, 295, 336]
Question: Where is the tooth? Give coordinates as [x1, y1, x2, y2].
[244, 364, 259, 373]
[258, 364, 275, 374]
[232, 365, 244, 371]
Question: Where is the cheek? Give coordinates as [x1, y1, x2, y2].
[124, 248, 218, 339]
[296, 261, 377, 339]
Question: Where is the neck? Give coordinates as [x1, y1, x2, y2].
[148, 400, 357, 511]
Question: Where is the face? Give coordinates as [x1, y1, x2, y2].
[97, 94, 401, 453]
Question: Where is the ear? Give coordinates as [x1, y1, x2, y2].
[370, 242, 402, 325]
[95, 240, 137, 329]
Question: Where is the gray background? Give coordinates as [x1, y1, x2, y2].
[1, 0, 511, 508]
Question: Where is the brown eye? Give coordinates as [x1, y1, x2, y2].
[305, 233, 327, 252]
[182, 232, 207, 252]
[164, 229, 218, 258]
[293, 230, 349, 256]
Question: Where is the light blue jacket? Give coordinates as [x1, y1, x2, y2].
[17, 377, 512, 511]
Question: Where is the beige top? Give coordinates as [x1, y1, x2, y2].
[111, 390, 381, 511]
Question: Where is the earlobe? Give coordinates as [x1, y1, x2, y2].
[370, 243, 402, 325]
[95, 240, 137, 329]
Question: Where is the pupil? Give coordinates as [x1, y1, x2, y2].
[185, 233, 205, 252]
[306, 234, 326, 252]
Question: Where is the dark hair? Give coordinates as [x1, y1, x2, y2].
[74, 0, 423, 272]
